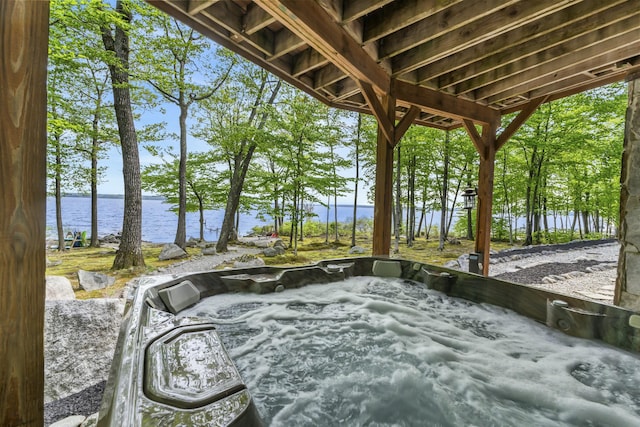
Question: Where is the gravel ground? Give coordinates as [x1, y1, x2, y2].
[45, 239, 620, 425]
[44, 382, 105, 426]
[490, 239, 619, 303]
[153, 244, 263, 275]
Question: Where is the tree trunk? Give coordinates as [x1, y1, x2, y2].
[55, 135, 65, 251]
[333, 185, 339, 242]
[174, 102, 188, 248]
[198, 196, 204, 241]
[407, 154, 416, 246]
[325, 195, 330, 244]
[438, 131, 450, 251]
[394, 143, 401, 253]
[351, 114, 360, 247]
[216, 80, 281, 252]
[102, 0, 145, 269]
[90, 109, 100, 247]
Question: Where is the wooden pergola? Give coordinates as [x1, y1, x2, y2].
[2, 0, 640, 424]
[147, 0, 640, 274]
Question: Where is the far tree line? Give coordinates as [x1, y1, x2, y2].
[48, 0, 626, 269]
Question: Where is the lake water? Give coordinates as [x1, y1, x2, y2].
[45, 196, 377, 243]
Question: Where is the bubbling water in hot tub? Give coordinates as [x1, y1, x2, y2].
[179, 277, 640, 427]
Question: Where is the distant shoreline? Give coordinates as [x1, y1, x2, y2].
[59, 193, 165, 201]
[57, 193, 373, 207]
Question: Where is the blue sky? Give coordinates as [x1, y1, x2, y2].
[97, 101, 362, 205]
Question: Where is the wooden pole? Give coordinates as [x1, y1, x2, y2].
[372, 92, 396, 255]
[471, 122, 498, 276]
[0, 1, 49, 425]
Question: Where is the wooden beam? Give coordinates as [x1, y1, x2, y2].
[372, 91, 396, 256]
[496, 96, 548, 150]
[481, 31, 640, 103]
[292, 48, 328, 77]
[436, 1, 634, 89]
[416, 0, 627, 84]
[148, 1, 329, 112]
[362, 0, 462, 44]
[524, 66, 640, 106]
[474, 123, 499, 276]
[242, 3, 275, 35]
[358, 80, 395, 144]
[380, 0, 523, 61]
[462, 119, 485, 159]
[314, 64, 347, 89]
[255, 0, 390, 93]
[394, 106, 421, 144]
[188, 0, 218, 15]
[390, 0, 571, 75]
[0, 1, 48, 425]
[342, 0, 394, 23]
[201, 1, 275, 56]
[395, 80, 499, 125]
[270, 28, 305, 61]
[458, 17, 640, 96]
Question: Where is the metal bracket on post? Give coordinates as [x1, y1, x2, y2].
[469, 252, 482, 274]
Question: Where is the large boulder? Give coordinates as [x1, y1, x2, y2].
[45, 298, 125, 403]
[158, 243, 188, 261]
[253, 239, 271, 248]
[46, 276, 76, 300]
[348, 245, 366, 255]
[50, 415, 86, 427]
[273, 239, 287, 250]
[77, 270, 115, 292]
[263, 247, 278, 257]
[202, 246, 217, 256]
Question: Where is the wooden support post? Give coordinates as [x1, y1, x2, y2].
[372, 91, 396, 255]
[616, 73, 640, 310]
[464, 96, 546, 276]
[362, 80, 419, 256]
[372, 120, 394, 255]
[1, 1, 49, 425]
[475, 124, 497, 276]
[463, 119, 498, 276]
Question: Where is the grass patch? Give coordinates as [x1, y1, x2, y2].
[47, 236, 516, 300]
[46, 244, 201, 299]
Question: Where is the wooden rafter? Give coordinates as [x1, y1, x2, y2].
[362, 0, 463, 44]
[342, 0, 394, 23]
[394, 80, 499, 125]
[462, 119, 485, 159]
[358, 80, 395, 144]
[416, 0, 628, 84]
[389, 0, 570, 74]
[496, 96, 548, 151]
[394, 106, 420, 144]
[482, 31, 640, 103]
[188, 0, 218, 15]
[242, 3, 275, 35]
[152, 0, 640, 131]
[254, 0, 391, 93]
[292, 48, 328, 77]
[461, 18, 640, 97]
[437, 1, 634, 90]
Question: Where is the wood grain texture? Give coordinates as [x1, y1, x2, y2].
[372, 91, 396, 256]
[0, 1, 49, 425]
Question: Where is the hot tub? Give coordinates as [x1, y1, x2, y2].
[97, 258, 640, 426]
